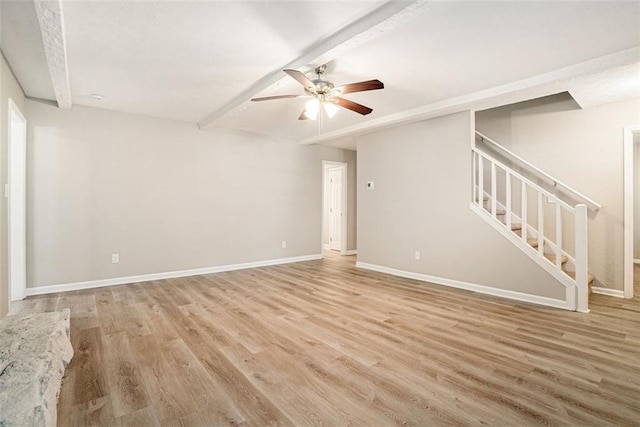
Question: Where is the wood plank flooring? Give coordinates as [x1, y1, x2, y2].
[11, 255, 640, 426]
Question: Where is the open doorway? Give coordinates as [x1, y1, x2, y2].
[624, 125, 640, 298]
[8, 99, 27, 303]
[322, 161, 347, 256]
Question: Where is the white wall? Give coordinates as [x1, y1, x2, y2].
[356, 111, 564, 300]
[476, 95, 640, 291]
[26, 100, 356, 289]
[0, 53, 26, 316]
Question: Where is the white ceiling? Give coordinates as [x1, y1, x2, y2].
[2, 1, 639, 149]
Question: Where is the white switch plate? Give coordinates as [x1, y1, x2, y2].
[366, 181, 375, 190]
[414, 251, 421, 260]
[281, 240, 287, 249]
[111, 253, 120, 264]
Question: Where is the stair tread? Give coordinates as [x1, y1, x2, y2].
[544, 253, 568, 264]
[513, 229, 538, 239]
[565, 271, 595, 284]
[481, 200, 506, 216]
[528, 238, 539, 248]
[510, 223, 522, 231]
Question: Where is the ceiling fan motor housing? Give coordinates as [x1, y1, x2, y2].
[306, 79, 335, 96]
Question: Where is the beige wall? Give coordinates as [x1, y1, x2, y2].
[356, 111, 564, 299]
[0, 53, 26, 316]
[476, 96, 640, 291]
[26, 100, 356, 289]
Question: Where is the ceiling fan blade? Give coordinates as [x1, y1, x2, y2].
[284, 69, 315, 90]
[334, 79, 384, 95]
[334, 97, 373, 115]
[251, 94, 300, 102]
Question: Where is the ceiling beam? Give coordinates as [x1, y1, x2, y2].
[198, 0, 431, 130]
[298, 47, 640, 146]
[33, 0, 72, 109]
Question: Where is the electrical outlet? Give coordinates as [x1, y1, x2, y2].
[414, 251, 421, 261]
[281, 240, 287, 249]
[111, 253, 119, 264]
[366, 181, 375, 190]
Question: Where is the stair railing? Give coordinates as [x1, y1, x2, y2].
[476, 131, 601, 212]
[471, 147, 589, 312]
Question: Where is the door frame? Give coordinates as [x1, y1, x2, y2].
[8, 98, 27, 303]
[322, 161, 348, 256]
[623, 124, 640, 299]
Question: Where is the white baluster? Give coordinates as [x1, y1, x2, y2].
[575, 204, 589, 312]
[472, 151, 477, 205]
[556, 204, 563, 271]
[491, 162, 497, 217]
[537, 192, 544, 256]
[506, 171, 512, 230]
[479, 155, 484, 210]
[521, 181, 527, 243]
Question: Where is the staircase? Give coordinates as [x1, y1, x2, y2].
[471, 132, 600, 313]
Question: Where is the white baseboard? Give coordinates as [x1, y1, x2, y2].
[356, 262, 572, 311]
[591, 286, 625, 298]
[323, 244, 330, 250]
[25, 254, 323, 296]
[345, 250, 358, 256]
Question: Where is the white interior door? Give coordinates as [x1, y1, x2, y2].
[9, 100, 27, 302]
[329, 167, 343, 251]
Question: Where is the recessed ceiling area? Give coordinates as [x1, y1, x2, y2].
[2, 0, 639, 148]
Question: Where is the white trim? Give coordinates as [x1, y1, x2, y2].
[323, 244, 330, 250]
[345, 250, 358, 256]
[356, 262, 573, 311]
[8, 98, 26, 122]
[623, 125, 640, 299]
[25, 254, 323, 296]
[7, 99, 27, 304]
[591, 287, 625, 298]
[322, 160, 348, 256]
[634, 259, 640, 264]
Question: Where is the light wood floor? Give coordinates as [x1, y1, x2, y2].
[11, 255, 640, 426]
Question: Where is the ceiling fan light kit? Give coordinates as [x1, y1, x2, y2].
[251, 64, 384, 122]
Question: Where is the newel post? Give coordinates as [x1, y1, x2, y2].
[575, 204, 589, 313]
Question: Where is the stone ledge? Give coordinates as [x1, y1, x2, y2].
[0, 309, 74, 427]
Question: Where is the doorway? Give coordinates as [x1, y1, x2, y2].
[8, 99, 27, 303]
[624, 125, 640, 298]
[322, 161, 347, 255]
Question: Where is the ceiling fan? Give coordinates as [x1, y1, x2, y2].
[251, 64, 384, 121]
